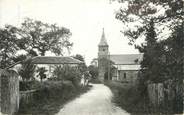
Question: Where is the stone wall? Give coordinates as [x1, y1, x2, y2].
[98, 57, 110, 81]
[117, 70, 139, 85]
[0, 69, 19, 115]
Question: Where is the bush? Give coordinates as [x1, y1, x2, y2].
[53, 65, 81, 87]
[105, 81, 150, 114]
[19, 80, 41, 91]
[18, 80, 91, 115]
[18, 58, 36, 82]
[90, 78, 101, 84]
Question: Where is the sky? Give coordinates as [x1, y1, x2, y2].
[0, 0, 140, 65]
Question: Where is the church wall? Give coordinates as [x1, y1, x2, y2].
[116, 70, 139, 85]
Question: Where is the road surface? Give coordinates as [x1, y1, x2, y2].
[56, 84, 130, 115]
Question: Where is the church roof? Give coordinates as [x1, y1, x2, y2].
[110, 54, 143, 65]
[32, 56, 83, 64]
[98, 28, 108, 46]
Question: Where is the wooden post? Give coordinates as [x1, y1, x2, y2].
[0, 69, 19, 115]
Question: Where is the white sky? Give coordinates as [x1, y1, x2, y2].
[0, 0, 139, 65]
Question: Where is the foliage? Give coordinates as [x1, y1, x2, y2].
[36, 67, 47, 82]
[18, 57, 36, 82]
[137, 20, 167, 83]
[113, 1, 183, 113]
[73, 54, 87, 73]
[0, 18, 72, 69]
[105, 81, 150, 114]
[88, 65, 98, 79]
[12, 54, 27, 63]
[115, 0, 183, 44]
[162, 22, 184, 81]
[73, 54, 85, 62]
[114, 0, 183, 82]
[19, 80, 41, 91]
[17, 18, 73, 56]
[53, 65, 65, 81]
[53, 65, 81, 87]
[18, 80, 91, 115]
[0, 25, 21, 68]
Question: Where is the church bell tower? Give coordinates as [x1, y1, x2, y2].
[98, 28, 109, 81]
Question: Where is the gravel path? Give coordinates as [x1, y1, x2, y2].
[56, 84, 130, 115]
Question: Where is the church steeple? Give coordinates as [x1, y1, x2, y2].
[99, 28, 108, 46]
[98, 28, 109, 58]
[98, 28, 109, 81]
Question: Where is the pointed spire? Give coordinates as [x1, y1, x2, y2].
[99, 28, 108, 46]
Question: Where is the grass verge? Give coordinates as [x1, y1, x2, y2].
[104, 81, 153, 115]
[17, 81, 92, 115]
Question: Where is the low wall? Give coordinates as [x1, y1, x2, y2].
[0, 69, 19, 115]
[20, 89, 37, 105]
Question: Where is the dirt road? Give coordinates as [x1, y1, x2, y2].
[56, 84, 130, 115]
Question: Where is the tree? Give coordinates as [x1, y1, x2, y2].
[137, 19, 167, 83]
[0, 18, 73, 69]
[163, 22, 184, 113]
[113, 0, 183, 113]
[36, 67, 47, 82]
[0, 25, 20, 68]
[113, 0, 183, 82]
[17, 18, 73, 56]
[53, 65, 81, 87]
[163, 22, 184, 80]
[115, 0, 183, 45]
[73, 54, 85, 62]
[88, 65, 98, 79]
[73, 54, 87, 73]
[18, 57, 36, 82]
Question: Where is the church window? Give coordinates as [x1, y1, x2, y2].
[124, 73, 126, 79]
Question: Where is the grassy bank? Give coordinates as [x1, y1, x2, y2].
[17, 81, 91, 115]
[104, 81, 151, 115]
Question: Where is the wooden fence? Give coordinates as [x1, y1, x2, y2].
[20, 89, 37, 105]
[147, 80, 183, 113]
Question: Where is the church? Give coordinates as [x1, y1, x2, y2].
[98, 28, 143, 84]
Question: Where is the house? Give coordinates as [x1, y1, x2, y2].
[98, 28, 143, 84]
[13, 56, 83, 81]
[31, 56, 83, 80]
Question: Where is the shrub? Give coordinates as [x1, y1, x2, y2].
[18, 80, 91, 115]
[18, 58, 36, 82]
[19, 80, 41, 91]
[53, 65, 81, 87]
[36, 67, 47, 82]
[105, 81, 150, 114]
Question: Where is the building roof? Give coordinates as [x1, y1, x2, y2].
[32, 56, 83, 64]
[98, 28, 108, 46]
[110, 54, 143, 65]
